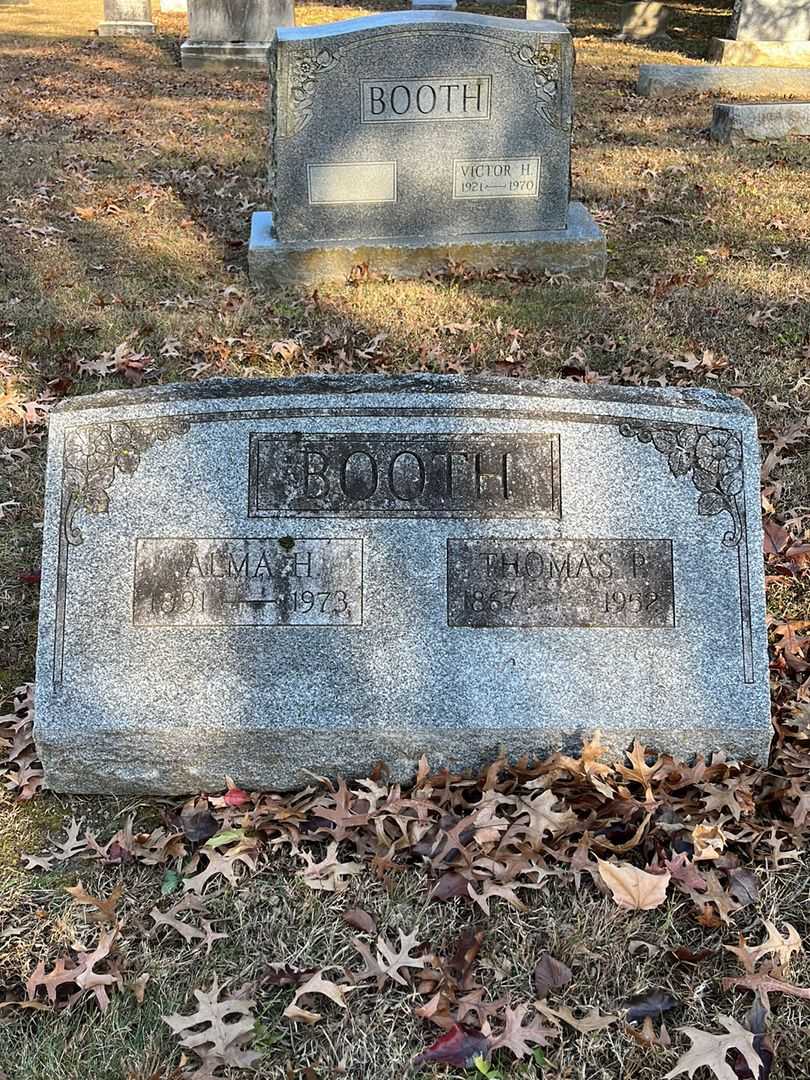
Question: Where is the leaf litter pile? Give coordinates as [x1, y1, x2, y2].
[2, 582, 810, 1080]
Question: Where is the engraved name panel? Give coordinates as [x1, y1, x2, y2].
[360, 75, 492, 122]
[307, 161, 397, 205]
[133, 537, 363, 626]
[453, 157, 540, 200]
[447, 538, 675, 628]
[249, 433, 561, 517]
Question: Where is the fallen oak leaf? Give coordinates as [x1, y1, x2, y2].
[342, 907, 377, 935]
[596, 858, 670, 910]
[532, 953, 572, 999]
[283, 971, 351, 1025]
[413, 1023, 490, 1067]
[163, 976, 259, 1074]
[664, 1016, 762, 1080]
[490, 1003, 559, 1058]
[536, 1002, 618, 1034]
[65, 882, 123, 924]
[721, 973, 810, 1004]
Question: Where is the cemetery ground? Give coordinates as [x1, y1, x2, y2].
[1, 0, 810, 1077]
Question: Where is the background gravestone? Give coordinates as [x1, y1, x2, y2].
[181, 0, 294, 72]
[34, 376, 770, 795]
[99, 0, 155, 36]
[248, 12, 605, 285]
[709, 0, 810, 65]
[525, 0, 571, 22]
[615, 2, 672, 41]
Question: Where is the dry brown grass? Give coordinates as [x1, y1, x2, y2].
[0, 0, 809, 1076]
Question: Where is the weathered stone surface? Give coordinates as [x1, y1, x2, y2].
[637, 62, 810, 97]
[707, 37, 810, 65]
[711, 100, 810, 141]
[187, 0, 289, 39]
[615, 2, 671, 40]
[248, 201, 606, 285]
[249, 12, 603, 283]
[99, 0, 154, 35]
[160, 0, 187, 11]
[35, 375, 771, 795]
[181, 0, 292, 71]
[526, 0, 571, 21]
[729, 0, 810, 41]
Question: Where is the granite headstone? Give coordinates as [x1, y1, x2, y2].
[181, 0, 293, 71]
[35, 376, 770, 795]
[248, 12, 605, 285]
[99, 0, 155, 36]
[709, 0, 810, 65]
[615, 2, 672, 41]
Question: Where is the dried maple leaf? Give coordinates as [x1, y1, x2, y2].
[664, 1016, 762, 1080]
[596, 858, 670, 910]
[163, 976, 259, 1074]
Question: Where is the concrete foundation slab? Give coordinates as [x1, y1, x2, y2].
[711, 100, 810, 141]
[638, 63, 810, 98]
[248, 202, 606, 287]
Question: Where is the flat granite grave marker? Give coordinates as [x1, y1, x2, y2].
[181, 0, 293, 72]
[35, 376, 771, 795]
[248, 12, 605, 285]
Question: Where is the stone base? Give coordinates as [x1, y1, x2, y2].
[248, 202, 606, 287]
[159, 0, 187, 9]
[412, 0, 457, 9]
[711, 101, 810, 143]
[180, 40, 270, 72]
[708, 37, 810, 68]
[98, 20, 155, 36]
[637, 63, 810, 98]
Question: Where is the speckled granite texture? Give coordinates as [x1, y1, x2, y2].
[35, 376, 771, 794]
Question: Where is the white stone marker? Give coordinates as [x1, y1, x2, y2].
[99, 0, 155, 36]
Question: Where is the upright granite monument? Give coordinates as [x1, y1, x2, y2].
[248, 12, 605, 286]
[98, 0, 155, 36]
[35, 376, 770, 795]
[709, 0, 810, 66]
[181, 0, 293, 72]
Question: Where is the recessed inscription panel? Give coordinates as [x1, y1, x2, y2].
[307, 162, 397, 206]
[249, 432, 560, 517]
[453, 157, 540, 200]
[133, 537, 363, 627]
[360, 76, 492, 123]
[447, 539, 675, 628]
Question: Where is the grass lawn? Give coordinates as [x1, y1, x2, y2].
[1, 0, 809, 1077]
